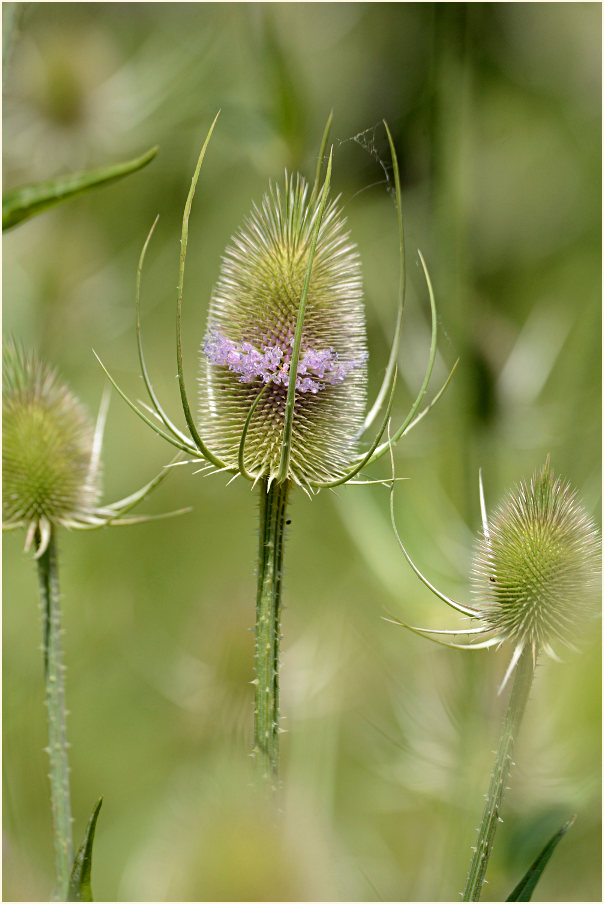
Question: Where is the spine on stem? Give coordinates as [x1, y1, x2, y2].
[37, 531, 73, 899]
[254, 479, 290, 787]
[462, 647, 534, 901]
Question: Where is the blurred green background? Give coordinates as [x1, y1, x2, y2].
[3, 3, 601, 901]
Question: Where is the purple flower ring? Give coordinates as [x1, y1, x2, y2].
[203, 330, 365, 395]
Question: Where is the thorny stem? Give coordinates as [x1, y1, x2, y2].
[36, 530, 73, 899]
[462, 646, 535, 901]
[254, 478, 290, 788]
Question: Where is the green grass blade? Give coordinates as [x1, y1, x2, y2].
[67, 797, 103, 902]
[311, 110, 333, 203]
[3, 147, 158, 231]
[506, 815, 576, 901]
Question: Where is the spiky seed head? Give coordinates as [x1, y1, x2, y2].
[2, 343, 100, 530]
[472, 460, 601, 650]
[199, 172, 367, 488]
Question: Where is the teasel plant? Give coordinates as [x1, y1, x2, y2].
[2, 342, 183, 900]
[387, 456, 601, 900]
[96, 111, 457, 789]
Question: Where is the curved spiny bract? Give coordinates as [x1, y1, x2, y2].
[199, 173, 368, 488]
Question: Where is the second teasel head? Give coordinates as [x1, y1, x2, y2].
[3, 342, 180, 556]
[389, 457, 601, 688]
[2, 343, 100, 550]
[472, 459, 602, 653]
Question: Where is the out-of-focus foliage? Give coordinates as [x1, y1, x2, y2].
[3, 4, 600, 901]
[2, 145, 157, 230]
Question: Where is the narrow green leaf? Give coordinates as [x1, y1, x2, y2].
[310, 110, 333, 203]
[175, 111, 227, 472]
[67, 797, 103, 902]
[2, 146, 158, 231]
[506, 815, 576, 901]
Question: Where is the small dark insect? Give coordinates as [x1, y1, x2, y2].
[286, 519, 292, 525]
[489, 577, 496, 583]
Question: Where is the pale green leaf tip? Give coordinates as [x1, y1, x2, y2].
[67, 796, 103, 902]
[506, 814, 576, 902]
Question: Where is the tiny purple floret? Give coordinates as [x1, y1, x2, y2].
[203, 330, 366, 394]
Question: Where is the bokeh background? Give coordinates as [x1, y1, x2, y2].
[3, 3, 601, 901]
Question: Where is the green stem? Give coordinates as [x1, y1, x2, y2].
[254, 479, 290, 787]
[36, 530, 73, 899]
[462, 647, 535, 901]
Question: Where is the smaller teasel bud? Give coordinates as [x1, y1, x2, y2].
[3, 342, 177, 556]
[3, 343, 100, 551]
[472, 459, 601, 653]
[389, 456, 601, 686]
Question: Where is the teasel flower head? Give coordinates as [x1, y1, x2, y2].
[389, 457, 601, 690]
[3, 342, 180, 557]
[199, 172, 368, 487]
[98, 113, 456, 495]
